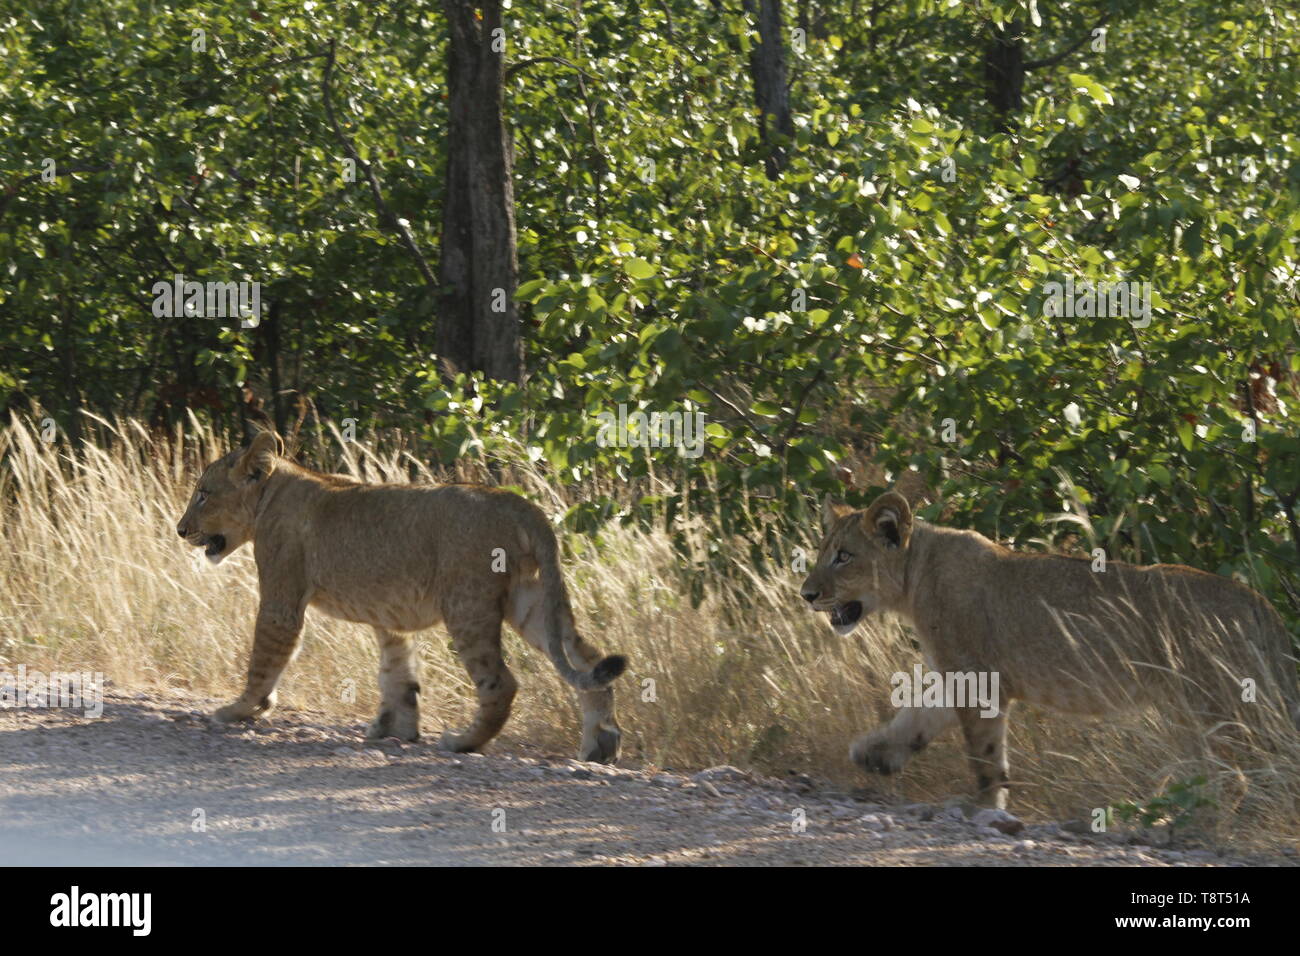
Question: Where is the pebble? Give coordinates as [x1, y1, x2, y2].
[692, 766, 751, 784]
[970, 808, 1026, 836]
[12, 689, 1289, 867]
[898, 803, 935, 821]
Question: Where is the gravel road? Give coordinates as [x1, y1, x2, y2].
[1, 690, 1293, 866]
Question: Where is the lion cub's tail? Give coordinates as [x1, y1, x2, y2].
[527, 515, 627, 691]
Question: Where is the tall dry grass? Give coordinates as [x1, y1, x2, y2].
[1, 413, 1296, 852]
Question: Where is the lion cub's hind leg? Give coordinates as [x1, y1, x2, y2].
[438, 613, 518, 754]
[956, 706, 1011, 809]
[566, 630, 622, 763]
[575, 686, 621, 764]
[506, 577, 622, 764]
[366, 628, 421, 742]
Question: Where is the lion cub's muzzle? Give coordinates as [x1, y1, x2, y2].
[180, 528, 227, 558]
[829, 601, 864, 630]
[802, 584, 867, 636]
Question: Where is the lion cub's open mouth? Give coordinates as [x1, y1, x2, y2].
[829, 601, 864, 631]
[199, 534, 226, 557]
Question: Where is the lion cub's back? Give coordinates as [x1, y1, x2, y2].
[981, 546, 1295, 716]
[298, 482, 539, 627]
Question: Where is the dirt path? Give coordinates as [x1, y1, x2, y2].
[0, 690, 1291, 866]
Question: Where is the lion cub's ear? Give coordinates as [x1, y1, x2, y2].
[863, 491, 912, 549]
[233, 430, 282, 484]
[821, 494, 854, 533]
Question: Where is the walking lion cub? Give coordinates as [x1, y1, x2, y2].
[801, 491, 1299, 807]
[175, 430, 626, 763]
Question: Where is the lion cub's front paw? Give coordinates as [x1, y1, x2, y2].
[213, 693, 274, 723]
[579, 724, 621, 765]
[366, 707, 420, 742]
[850, 728, 913, 775]
[436, 729, 479, 754]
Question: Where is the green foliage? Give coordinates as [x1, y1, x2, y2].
[2, 0, 1298, 630]
[1111, 776, 1217, 835]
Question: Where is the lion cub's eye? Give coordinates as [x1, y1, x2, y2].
[834, 549, 853, 565]
[196, 490, 209, 505]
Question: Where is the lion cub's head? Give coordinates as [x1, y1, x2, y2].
[800, 491, 912, 636]
[176, 431, 283, 565]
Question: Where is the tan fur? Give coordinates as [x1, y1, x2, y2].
[175, 431, 626, 762]
[801, 492, 1300, 807]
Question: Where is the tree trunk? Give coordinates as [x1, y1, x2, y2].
[57, 288, 82, 449]
[984, 20, 1025, 128]
[438, 0, 522, 384]
[745, 0, 794, 180]
[265, 297, 286, 436]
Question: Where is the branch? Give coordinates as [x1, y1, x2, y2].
[776, 350, 838, 452]
[1024, 12, 1112, 71]
[321, 38, 437, 290]
[1281, 492, 1300, 567]
[697, 382, 766, 438]
[504, 55, 596, 82]
[0, 163, 110, 220]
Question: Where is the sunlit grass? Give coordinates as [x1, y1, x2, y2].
[2, 412, 1296, 854]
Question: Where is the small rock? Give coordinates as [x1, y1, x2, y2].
[785, 772, 815, 791]
[692, 766, 750, 785]
[849, 789, 884, 803]
[970, 808, 1025, 836]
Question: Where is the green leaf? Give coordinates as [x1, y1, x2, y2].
[625, 258, 656, 280]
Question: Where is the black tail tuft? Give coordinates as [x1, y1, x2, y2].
[592, 654, 628, 685]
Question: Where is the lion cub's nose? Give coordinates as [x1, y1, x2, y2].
[177, 525, 188, 538]
[801, 588, 820, 604]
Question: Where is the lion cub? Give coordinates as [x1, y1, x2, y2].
[176, 430, 626, 763]
[802, 491, 1299, 807]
